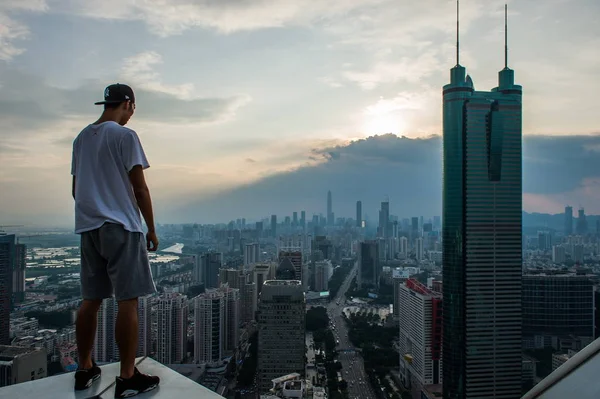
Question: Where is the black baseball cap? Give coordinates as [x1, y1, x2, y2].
[94, 83, 135, 105]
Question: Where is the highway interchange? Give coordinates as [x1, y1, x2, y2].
[326, 262, 378, 399]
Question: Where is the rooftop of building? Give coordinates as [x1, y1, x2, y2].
[264, 280, 302, 287]
[0, 356, 224, 399]
[0, 345, 43, 360]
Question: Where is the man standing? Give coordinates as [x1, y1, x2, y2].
[71, 84, 160, 398]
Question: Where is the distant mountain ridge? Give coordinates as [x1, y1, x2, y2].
[523, 211, 598, 232]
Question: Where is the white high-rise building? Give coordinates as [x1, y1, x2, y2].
[156, 292, 188, 364]
[415, 238, 424, 261]
[137, 295, 153, 357]
[315, 260, 333, 292]
[398, 279, 443, 396]
[94, 298, 117, 363]
[244, 243, 260, 268]
[399, 237, 408, 259]
[194, 290, 224, 364]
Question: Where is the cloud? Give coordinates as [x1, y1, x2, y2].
[169, 134, 600, 223]
[0, 52, 250, 136]
[0, 0, 48, 61]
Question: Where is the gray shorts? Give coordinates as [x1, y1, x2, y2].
[80, 222, 156, 301]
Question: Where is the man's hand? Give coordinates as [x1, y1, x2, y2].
[146, 231, 159, 252]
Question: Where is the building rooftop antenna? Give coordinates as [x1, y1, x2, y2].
[456, 0, 460, 66]
[504, 3, 508, 68]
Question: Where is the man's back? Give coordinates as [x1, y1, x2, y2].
[71, 121, 149, 234]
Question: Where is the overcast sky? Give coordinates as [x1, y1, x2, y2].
[0, 0, 599, 227]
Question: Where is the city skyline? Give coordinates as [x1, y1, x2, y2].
[0, 1, 600, 226]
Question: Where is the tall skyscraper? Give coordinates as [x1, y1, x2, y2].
[278, 250, 302, 282]
[442, 4, 522, 398]
[137, 295, 152, 358]
[202, 252, 222, 289]
[358, 241, 380, 289]
[576, 207, 588, 235]
[564, 206, 573, 235]
[257, 280, 305, 392]
[156, 292, 188, 364]
[327, 190, 334, 226]
[356, 201, 362, 227]
[292, 212, 298, 227]
[378, 201, 390, 238]
[300, 211, 306, 230]
[270, 215, 277, 237]
[220, 285, 240, 353]
[415, 237, 424, 261]
[194, 290, 224, 364]
[0, 234, 15, 345]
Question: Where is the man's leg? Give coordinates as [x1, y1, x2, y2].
[76, 299, 103, 370]
[116, 297, 139, 379]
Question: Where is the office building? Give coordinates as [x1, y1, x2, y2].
[254, 262, 276, 297]
[358, 241, 380, 289]
[0, 346, 47, 387]
[522, 275, 594, 349]
[194, 290, 224, 364]
[356, 201, 362, 227]
[202, 252, 222, 289]
[576, 208, 588, 235]
[220, 286, 240, 353]
[156, 292, 188, 364]
[0, 234, 15, 345]
[292, 212, 298, 227]
[564, 206, 573, 235]
[379, 201, 390, 238]
[244, 243, 260, 268]
[399, 237, 408, 259]
[278, 250, 302, 282]
[300, 211, 306, 230]
[257, 280, 305, 392]
[442, 6, 523, 397]
[192, 254, 202, 285]
[12, 243, 25, 304]
[398, 279, 442, 396]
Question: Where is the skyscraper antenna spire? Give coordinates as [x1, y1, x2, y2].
[504, 3, 508, 68]
[456, 0, 460, 66]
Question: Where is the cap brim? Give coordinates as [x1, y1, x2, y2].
[94, 100, 124, 105]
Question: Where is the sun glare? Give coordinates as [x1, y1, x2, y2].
[362, 97, 408, 135]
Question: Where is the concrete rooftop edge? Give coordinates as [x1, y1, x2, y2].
[0, 357, 225, 399]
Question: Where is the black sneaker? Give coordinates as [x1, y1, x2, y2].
[114, 367, 160, 398]
[74, 361, 101, 390]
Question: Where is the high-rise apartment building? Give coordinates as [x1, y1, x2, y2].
[194, 290, 224, 364]
[137, 295, 152, 358]
[314, 260, 332, 292]
[257, 280, 305, 392]
[156, 292, 188, 364]
[552, 245, 566, 263]
[0, 234, 14, 345]
[202, 252, 223, 289]
[253, 262, 276, 297]
[564, 206, 573, 235]
[94, 298, 117, 362]
[220, 286, 240, 353]
[358, 241, 380, 289]
[300, 211, 306, 230]
[398, 279, 442, 396]
[192, 254, 202, 285]
[244, 243, 260, 268]
[399, 237, 408, 259]
[522, 275, 594, 349]
[442, 5, 523, 398]
[415, 237, 424, 261]
[576, 207, 588, 235]
[356, 201, 362, 227]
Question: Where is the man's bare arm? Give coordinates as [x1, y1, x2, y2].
[129, 165, 156, 233]
[130, 165, 159, 251]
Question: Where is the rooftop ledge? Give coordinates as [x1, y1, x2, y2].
[0, 357, 225, 399]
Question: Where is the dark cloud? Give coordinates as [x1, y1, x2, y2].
[245, 158, 257, 163]
[170, 134, 600, 223]
[0, 66, 248, 134]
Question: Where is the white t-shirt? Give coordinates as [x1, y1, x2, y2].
[71, 121, 150, 234]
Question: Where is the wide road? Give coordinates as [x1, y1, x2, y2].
[327, 262, 377, 399]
